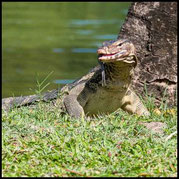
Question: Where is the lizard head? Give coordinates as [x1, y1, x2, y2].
[97, 38, 137, 66]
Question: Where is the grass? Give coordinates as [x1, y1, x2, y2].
[2, 93, 177, 177]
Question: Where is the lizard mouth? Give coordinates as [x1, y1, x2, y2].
[98, 50, 127, 62]
[98, 53, 117, 60]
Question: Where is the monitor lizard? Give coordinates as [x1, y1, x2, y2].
[2, 38, 150, 118]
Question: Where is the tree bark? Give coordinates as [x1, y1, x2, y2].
[118, 2, 177, 106]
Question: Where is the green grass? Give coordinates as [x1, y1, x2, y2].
[2, 96, 177, 177]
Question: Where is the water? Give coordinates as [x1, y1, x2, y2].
[2, 2, 131, 98]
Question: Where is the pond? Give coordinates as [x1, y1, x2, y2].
[2, 2, 131, 98]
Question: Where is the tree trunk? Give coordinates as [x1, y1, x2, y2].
[118, 2, 177, 106]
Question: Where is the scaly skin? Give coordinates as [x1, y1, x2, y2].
[2, 38, 150, 117]
[60, 38, 150, 117]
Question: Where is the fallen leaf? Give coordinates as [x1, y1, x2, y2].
[108, 152, 112, 157]
[138, 173, 151, 176]
[164, 108, 176, 117]
[170, 163, 176, 172]
[153, 108, 161, 115]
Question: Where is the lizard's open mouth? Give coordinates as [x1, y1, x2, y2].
[98, 52, 117, 60]
[98, 50, 127, 62]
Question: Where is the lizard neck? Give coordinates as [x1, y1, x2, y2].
[103, 62, 134, 90]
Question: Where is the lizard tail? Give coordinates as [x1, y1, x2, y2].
[2, 89, 59, 111]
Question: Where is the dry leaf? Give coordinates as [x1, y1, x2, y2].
[153, 108, 161, 115]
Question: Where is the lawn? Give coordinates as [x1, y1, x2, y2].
[2, 95, 177, 177]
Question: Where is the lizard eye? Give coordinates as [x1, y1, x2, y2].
[118, 43, 122, 46]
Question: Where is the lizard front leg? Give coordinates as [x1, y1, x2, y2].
[63, 94, 85, 118]
[121, 89, 150, 116]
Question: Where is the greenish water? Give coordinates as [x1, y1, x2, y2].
[2, 2, 131, 98]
